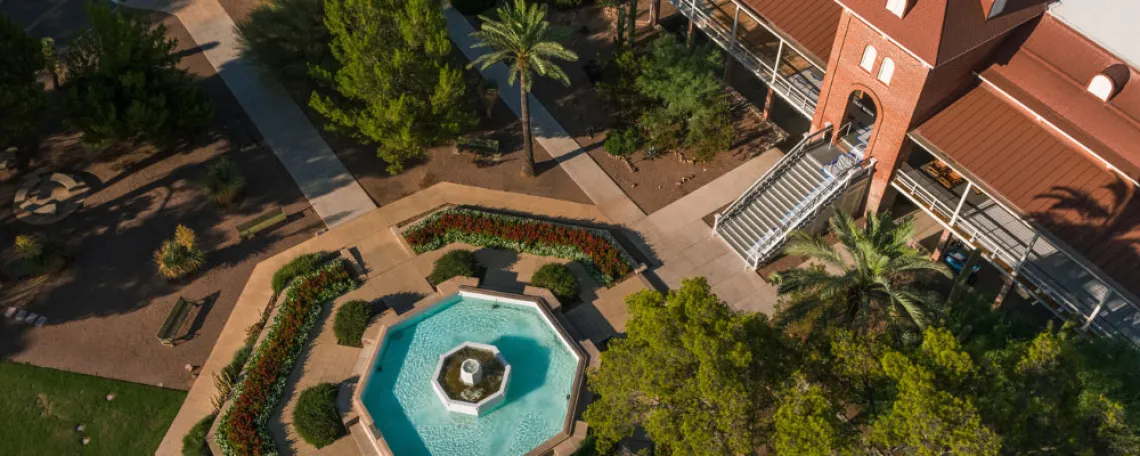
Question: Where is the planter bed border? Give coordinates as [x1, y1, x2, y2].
[399, 206, 640, 286]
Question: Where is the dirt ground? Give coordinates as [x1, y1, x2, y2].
[521, 2, 801, 214]
[0, 13, 321, 390]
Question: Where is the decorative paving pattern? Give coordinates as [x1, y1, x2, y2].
[13, 172, 91, 225]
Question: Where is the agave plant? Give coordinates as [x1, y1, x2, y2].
[154, 225, 206, 279]
[13, 234, 64, 277]
[201, 156, 245, 206]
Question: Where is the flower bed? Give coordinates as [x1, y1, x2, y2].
[402, 208, 634, 284]
[216, 260, 355, 455]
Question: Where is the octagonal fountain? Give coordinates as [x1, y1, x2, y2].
[430, 342, 511, 416]
[354, 286, 585, 456]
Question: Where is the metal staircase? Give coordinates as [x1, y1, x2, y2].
[715, 126, 875, 267]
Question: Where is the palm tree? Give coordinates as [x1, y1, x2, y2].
[469, 0, 578, 177]
[773, 211, 950, 332]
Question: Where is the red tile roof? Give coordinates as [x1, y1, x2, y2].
[837, 0, 1047, 66]
[741, 0, 842, 67]
[913, 84, 1140, 297]
[982, 14, 1140, 181]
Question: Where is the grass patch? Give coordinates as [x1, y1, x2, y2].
[0, 362, 185, 456]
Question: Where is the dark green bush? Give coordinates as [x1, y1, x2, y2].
[452, 0, 496, 15]
[200, 156, 245, 206]
[428, 250, 480, 285]
[293, 383, 345, 448]
[549, 0, 582, 10]
[531, 263, 580, 303]
[182, 413, 215, 456]
[604, 126, 640, 157]
[334, 300, 373, 347]
[272, 252, 329, 293]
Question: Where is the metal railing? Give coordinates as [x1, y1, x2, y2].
[743, 157, 875, 267]
[715, 126, 834, 228]
[671, 0, 822, 117]
[892, 166, 1137, 343]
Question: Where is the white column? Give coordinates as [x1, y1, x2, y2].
[771, 41, 784, 83]
[949, 181, 972, 225]
[1084, 290, 1114, 330]
[1013, 233, 1038, 276]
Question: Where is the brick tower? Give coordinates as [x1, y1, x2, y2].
[810, 0, 1049, 213]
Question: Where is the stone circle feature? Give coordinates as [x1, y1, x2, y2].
[14, 172, 91, 225]
[431, 342, 511, 416]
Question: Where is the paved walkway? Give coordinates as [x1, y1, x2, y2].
[123, 0, 376, 227]
[154, 183, 613, 455]
[444, 8, 647, 226]
[633, 149, 786, 313]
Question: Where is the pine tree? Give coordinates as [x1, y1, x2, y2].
[311, 0, 474, 174]
[64, 3, 212, 147]
[0, 14, 45, 148]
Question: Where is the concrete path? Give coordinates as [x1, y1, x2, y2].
[153, 183, 609, 455]
[444, 7, 647, 226]
[123, 0, 376, 228]
[633, 148, 786, 314]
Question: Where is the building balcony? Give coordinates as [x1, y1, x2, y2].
[892, 154, 1140, 345]
[668, 0, 825, 118]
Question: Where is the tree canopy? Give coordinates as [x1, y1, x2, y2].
[64, 3, 212, 147]
[584, 278, 791, 454]
[237, 0, 332, 95]
[774, 211, 950, 334]
[584, 276, 1140, 455]
[310, 0, 473, 174]
[0, 13, 46, 148]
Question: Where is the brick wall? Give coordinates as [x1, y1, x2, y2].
[812, 11, 931, 213]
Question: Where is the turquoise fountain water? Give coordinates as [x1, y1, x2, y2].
[361, 294, 580, 455]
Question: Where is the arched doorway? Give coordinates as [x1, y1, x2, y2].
[841, 90, 878, 158]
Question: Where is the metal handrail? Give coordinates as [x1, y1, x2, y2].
[893, 167, 1136, 344]
[679, 0, 820, 116]
[745, 158, 875, 266]
[715, 126, 833, 228]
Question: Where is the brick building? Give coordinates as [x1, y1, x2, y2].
[659, 0, 1140, 343]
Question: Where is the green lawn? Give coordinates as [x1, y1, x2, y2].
[0, 362, 186, 456]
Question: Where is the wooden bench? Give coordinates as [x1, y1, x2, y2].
[157, 297, 198, 346]
[237, 208, 288, 240]
[456, 137, 500, 154]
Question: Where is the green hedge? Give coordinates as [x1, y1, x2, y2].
[182, 414, 216, 456]
[403, 208, 634, 285]
[333, 300, 372, 347]
[216, 261, 355, 455]
[271, 252, 330, 294]
[428, 250, 480, 285]
[531, 263, 579, 303]
[293, 383, 345, 448]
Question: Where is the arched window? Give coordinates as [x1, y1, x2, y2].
[1087, 74, 1117, 101]
[860, 46, 877, 72]
[886, 0, 906, 17]
[877, 58, 895, 85]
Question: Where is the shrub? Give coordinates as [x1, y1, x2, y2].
[217, 261, 355, 454]
[603, 126, 640, 158]
[182, 413, 215, 456]
[404, 209, 634, 285]
[293, 383, 346, 448]
[550, 0, 582, 10]
[272, 252, 330, 293]
[201, 156, 245, 206]
[211, 345, 253, 409]
[531, 263, 579, 303]
[428, 250, 480, 285]
[154, 225, 205, 279]
[12, 234, 64, 277]
[333, 300, 372, 347]
[452, 0, 497, 15]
